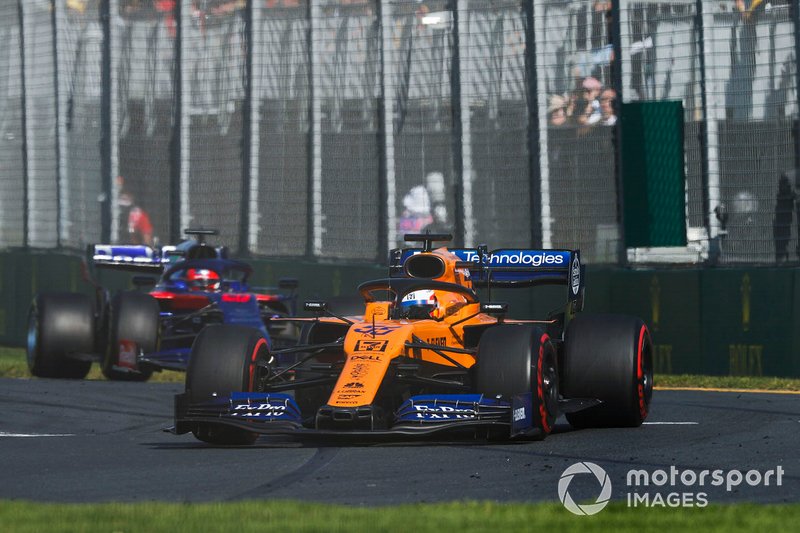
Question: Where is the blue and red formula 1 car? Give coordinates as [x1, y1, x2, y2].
[27, 229, 298, 381]
[173, 234, 653, 445]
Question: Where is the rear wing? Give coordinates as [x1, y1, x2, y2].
[390, 246, 584, 305]
[90, 244, 170, 273]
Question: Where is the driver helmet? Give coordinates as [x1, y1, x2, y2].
[186, 268, 220, 291]
[400, 290, 439, 319]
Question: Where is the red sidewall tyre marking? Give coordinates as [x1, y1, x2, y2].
[636, 324, 649, 420]
[247, 338, 267, 392]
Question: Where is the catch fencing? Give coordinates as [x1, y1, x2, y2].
[1, 0, 798, 265]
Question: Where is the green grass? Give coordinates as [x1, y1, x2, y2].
[0, 345, 184, 383]
[654, 374, 800, 391]
[0, 501, 797, 533]
[4, 345, 800, 389]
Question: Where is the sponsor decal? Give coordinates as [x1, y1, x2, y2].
[412, 404, 476, 420]
[118, 340, 137, 369]
[336, 393, 362, 400]
[231, 403, 287, 417]
[458, 250, 568, 267]
[343, 382, 365, 389]
[354, 324, 402, 336]
[513, 407, 526, 422]
[354, 340, 389, 352]
[349, 363, 369, 379]
[351, 354, 383, 362]
[570, 255, 581, 296]
[426, 337, 447, 346]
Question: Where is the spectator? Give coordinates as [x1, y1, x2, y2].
[422, 202, 450, 236]
[398, 171, 447, 242]
[599, 87, 617, 126]
[580, 76, 603, 126]
[117, 176, 155, 246]
[736, 0, 766, 22]
[128, 204, 154, 246]
[773, 170, 796, 262]
[154, 0, 177, 38]
[548, 95, 568, 127]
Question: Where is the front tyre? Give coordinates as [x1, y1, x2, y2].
[475, 325, 558, 440]
[562, 314, 653, 428]
[186, 325, 268, 445]
[27, 293, 94, 379]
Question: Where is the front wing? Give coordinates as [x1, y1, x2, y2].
[173, 392, 544, 439]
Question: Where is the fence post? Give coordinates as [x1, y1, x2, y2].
[169, 0, 183, 243]
[50, 0, 62, 248]
[793, 0, 800, 171]
[450, 0, 465, 248]
[377, 0, 393, 259]
[100, 0, 112, 243]
[179, 0, 191, 240]
[698, 2, 722, 253]
[611, 0, 626, 265]
[239, 0, 253, 257]
[17, 1, 29, 249]
[524, 0, 543, 248]
[307, 0, 323, 258]
[695, 0, 712, 240]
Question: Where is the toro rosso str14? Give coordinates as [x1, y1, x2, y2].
[174, 234, 653, 445]
[27, 229, 298, 381]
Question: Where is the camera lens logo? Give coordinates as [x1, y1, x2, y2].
[558, 462, 612, 515]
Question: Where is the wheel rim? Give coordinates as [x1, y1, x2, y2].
[542, 353, 559, 418]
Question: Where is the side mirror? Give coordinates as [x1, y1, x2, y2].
[304, 301, 328, 313]
[481, 302, 508, 315]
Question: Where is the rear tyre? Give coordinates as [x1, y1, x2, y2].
[102, 291, 159, 381]
[27, 293, 94, 379]
[475, 325, 558, 440]
[186, 325, 267, 445]
[562, 314, 653, 428]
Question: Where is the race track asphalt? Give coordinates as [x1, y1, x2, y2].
[1, 378, 797, 506]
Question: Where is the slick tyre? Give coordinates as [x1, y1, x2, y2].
[27, 293, 94, 379]
[102, 291, 159, 381]
[562, 314, 653, 428]
[475, 325, 558, 440]
[186, 325, 267, 445]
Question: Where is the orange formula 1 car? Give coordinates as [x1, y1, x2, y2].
[173, 234, 653, 445]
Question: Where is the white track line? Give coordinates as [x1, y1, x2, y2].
[642, 422, 699, 425]
[0, 432, 75, 437]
